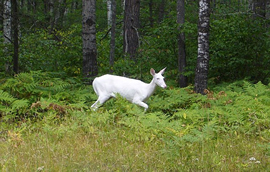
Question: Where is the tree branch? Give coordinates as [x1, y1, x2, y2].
[100, 20, 123, 41]
[3, 34, 13, 44]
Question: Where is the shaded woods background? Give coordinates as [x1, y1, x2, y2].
[0, 0, 269, 84]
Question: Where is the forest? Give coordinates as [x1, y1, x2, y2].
[0, 0, 270, 171]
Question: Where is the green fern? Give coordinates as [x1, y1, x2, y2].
[243, 81, 268, 97]
[11, 99, 29, 112]
[1, 72, 38, 99]
[1, 72, 269, 141]
[0, 90, 16, 103]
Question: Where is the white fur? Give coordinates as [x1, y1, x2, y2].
[91, 68, 167, 111]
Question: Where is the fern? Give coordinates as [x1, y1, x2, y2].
[1, 72, 38, 99]
[150, 87, 198, 114]
[11, 99, 29, 112]
[0, 90, 16, 103]
[1, 72, 269, 141]
[39, 78, 72, 92]
[243, 81, 267, 97]
[0, 71, 87, 121]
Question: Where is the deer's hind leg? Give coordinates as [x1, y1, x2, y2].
[91, 95, 111, 111]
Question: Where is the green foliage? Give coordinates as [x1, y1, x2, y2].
[0, 73, 269, 171]
[17, 25, 82, 76]
[210, 15, 270, 83]
[0, 71, 90, 121]
[1, 72, 269, 140]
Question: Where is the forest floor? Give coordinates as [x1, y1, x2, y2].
[0, 119, 269, 171]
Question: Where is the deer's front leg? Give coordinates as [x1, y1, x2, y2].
[133, 100, 148, 111]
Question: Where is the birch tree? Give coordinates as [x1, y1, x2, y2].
[3, 0, 12, 73]
[3, 0, 11, 45]
[123, 0, 140, 60]
[194, 0, 211, 94]
[177, 0, 187, 87]
[107, 0, 112, 28]
[109, 0, 116, 73]
[82, 0, 98, 84]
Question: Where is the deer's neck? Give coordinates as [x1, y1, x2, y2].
[146, 78, 157, 97]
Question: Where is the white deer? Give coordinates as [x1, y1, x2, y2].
[91, 68, 167, 111]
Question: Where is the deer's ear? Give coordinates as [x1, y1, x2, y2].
[150, 68, 156, 76]
[159, 67, 166, 75]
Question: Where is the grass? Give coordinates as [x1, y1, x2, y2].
[1, 111, 269, 171]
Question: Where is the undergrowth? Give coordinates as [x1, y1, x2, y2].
[0, 72, 269, 171]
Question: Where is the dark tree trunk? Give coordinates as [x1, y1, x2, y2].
[194, 0, 211, 94]
[149, 0, 154, 27]
[123, 0, 140, 60]
[109, 0, 116, 73]
[12, 0, 19, 74]
[250, 0, 267, 17]
[158, 0, 165, 22]
[43, 0, 51, 14]
[71, 0, 78, 12]
[177, 0, 187, 88]
[27, 0, 37, 13]
[48, 0, 54, 32]
[55, 0, 67, 28]
[82, 0, 98, 84]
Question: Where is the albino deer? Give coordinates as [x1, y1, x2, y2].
[91, 68, 167, 111]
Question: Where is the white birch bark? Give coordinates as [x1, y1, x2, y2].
[82, 0, 98, 84]
[109, 0, 116, 72]
[3, 0, 12, 44]
[107, 0, 112, 28]
[3, 0, 12, 72]
[194, 0, 211, 94]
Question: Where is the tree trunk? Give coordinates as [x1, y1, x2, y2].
[71, 0, 78, 12]
[12, 0, 19, 74]
[107, 0, 112, 29]
[194, 0, 211, 94]
[49, 0, 54, 32]
[177, 0, 187, 88]
[3, 0, 12, 73]
[123, 0, 140, 60]
[250, 0, 267, 17]
[158, 0, 165, 22]
[55, 0, 67, 28]
[109, 0, 116, 73]
[149, 0, 154, 27]
[27, 0, 37, 13]
[82, 0, 98, 84]
[3, 0, 12, 44]
[267, 1, 270, 21]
